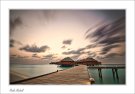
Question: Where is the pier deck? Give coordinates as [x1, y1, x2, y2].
[14, 65, 90, 85]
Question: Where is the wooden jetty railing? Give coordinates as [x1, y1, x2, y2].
[88, 64, 125, 69]
[88, 64, 125, 80]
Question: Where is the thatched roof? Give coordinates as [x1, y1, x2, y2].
[76, 57, 101, 65]
[81, 57, 97, 62]
[77, 57, 100, 63]
[61, 57, 74, 62]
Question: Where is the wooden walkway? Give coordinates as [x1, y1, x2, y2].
[15, 65, 90, 85]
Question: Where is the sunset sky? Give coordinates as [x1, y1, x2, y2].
[10, 10, 125, 64]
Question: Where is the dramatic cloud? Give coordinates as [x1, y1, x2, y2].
[62, 39, 72, 45]
[10, 17, 23, 35]
[86, 16, 125, 45]
[62, 44, 98, 57]
[104, 52, 125, 58]
[62, 47, 85, 55]
[42, 54, 57, 59]
[85, 16, 125, 59]
[19, 44, 50, 53]
[10, 39, 22, 47]
[86, 44, 97, 49]
[100, 44, 120, 55]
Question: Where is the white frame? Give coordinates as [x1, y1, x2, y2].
[0, 0, 135, 94]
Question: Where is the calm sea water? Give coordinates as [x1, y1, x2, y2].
[88, 65, 125, 84]
[10, 64, 66, 82]
[11, 64, 125, 84]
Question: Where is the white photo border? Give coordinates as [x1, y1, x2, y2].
[1, 0, 135, 94]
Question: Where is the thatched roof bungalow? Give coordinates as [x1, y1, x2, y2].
[50, 57, 101, 66]
[57, 57, 75, 67]
[77, 57, 101, 66]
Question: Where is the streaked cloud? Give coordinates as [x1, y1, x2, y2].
[42, 54, 57, 60]
[19, 44, 50, 53]
[86, 44, 97, 49]
[85, 16, 125, 59]
[85, 16, 125, 45]
[62, 47, 85, 55]
[105, 52, 125, 58]
[10, 39, 22, 47]
[100, 44, 120, 55]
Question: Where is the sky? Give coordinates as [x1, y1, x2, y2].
[10, 10, 125, 64]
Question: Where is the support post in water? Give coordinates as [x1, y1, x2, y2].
[112, 68, 116, 80]
[115, 68, 119, 80]
[98, 68, 102, 79]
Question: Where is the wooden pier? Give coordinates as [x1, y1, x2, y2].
[13, 65, 90, 85]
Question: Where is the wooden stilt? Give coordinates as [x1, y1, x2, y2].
[115, 68, 119, 80]
[112, 68, 115, 80]
[98, 68, 102, 78]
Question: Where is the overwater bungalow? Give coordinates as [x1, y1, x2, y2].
[50, 57, 101, 66]
[57, 57, 75, 67]
[77, 57, 101, 66]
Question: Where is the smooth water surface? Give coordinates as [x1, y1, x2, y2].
[88, 66, 125, 84]
[10, 64, 66, 82]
